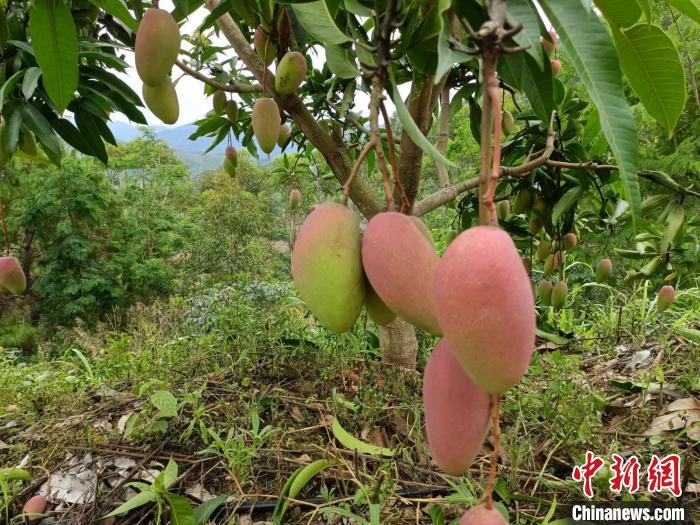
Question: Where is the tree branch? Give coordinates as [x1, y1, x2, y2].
[203, 0, 383, 218]
[175, 60, 263, 93]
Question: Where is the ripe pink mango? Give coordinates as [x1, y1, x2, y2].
[365, 285, 395, 326]
[22, 495, 47, 515]
[434, 226, 536, 394]
[291, 203, 365, 332]
[460, 505, 508, 524]
[362, 212, 441, 335]
[657, 285, 676, 312]
[423, 340, 490, 476]
[0, 256, 26, 294]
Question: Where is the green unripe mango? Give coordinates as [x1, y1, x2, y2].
[142, 78, 179, 124]
[135, 8, 180, 86]
[252, 98, 281, 154]
[277, 123, 291, 148]
[223, 157, 236, 177]
[529, 196, 546, 234]
[212, 91, 227, 114]
[0, 256, 26, 295]
[501, 110, 515, 136]
[365, 285, 395, 326]
[288, 188, 301, 209]
[225, 100, 239, 123]
[513, 187, 533, 214]
[536, 239, 552, 261]
[543, 251, 563, 277]
[275, 51, 307, 95]
[20, 130, 38, 156]
[522, 256, 532, 274]
[254, 27, 276, 67]
[551, 280, 568, 310]
[496, 199, 510, 220]
[291, 203, 366, 332]
[562, 232, 577, 250]
[537, 280, 553, 306]
[460, 505, 508, 525]
[657, 285, 675, 313]
[595, 258, 612, 283]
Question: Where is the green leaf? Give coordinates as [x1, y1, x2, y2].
[507, 0, 545, 69]
[535, 329, 571, 345]
[29, 0, 79, 113]
[87, 0, 139, 32]
[292, 1, 351, 45]
[20, 104, 62, 165]
[149, 390, 179, 418]
[540, 0, 641, 226]
[666, 0, 700, 25]
[74, 109, 108, 164]
[52, 118, 96, 157]
[612, 24, 685, 135]
[659, 203, 684, 253]
[21, 67, 42, 100]
[498, 51, 553, 124]
[388, 71, 456, 168]
[103, 490, 156, 518]
[635, 0, 652, 23]
[273, 459, 334, 524]
[435, 0, 473, 81]
[331, 418, 394, 457]
[4, 105, 22, 154]
[552, 186, 584, 224]
[0, 468, 31, 481]
[326, 45, 359, 79]
[594, 0, 641, 27]
[193, 495, 227, 525]
[159, 459, 179, 489]
[165, 493, 196, 525]
[676, 327, 700, 344]
[0, 70, 27, 112]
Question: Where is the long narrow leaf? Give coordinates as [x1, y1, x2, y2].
[540, 0, 641, 225]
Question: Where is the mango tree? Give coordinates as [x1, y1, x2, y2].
[0, 0, 697, 515]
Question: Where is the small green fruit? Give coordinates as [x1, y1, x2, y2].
[657, 285, 675, 313]
[501, 111, 515, 136]
[537, 280, 553, 306]
[536, 239, 552, 261]
[289, 188, 301, 209]
[143, 78, 179, 124]
[275, 51, 307, 95]
[562, 232, 577, 250]
[595, 258, 612, 283]
[496, 200, 510, 220]
[277, 123, 291, 148]
[551, 280, 568, 310]
[225, 100, 239, 122]
[212, 91, 227, 114]
[513, 188, 533, 214]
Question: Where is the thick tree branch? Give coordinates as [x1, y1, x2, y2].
[397, 77, 436, 210]
[175, 60, 263, 93]
[203, 0, 383, 218]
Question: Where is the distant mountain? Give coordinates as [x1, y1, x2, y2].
[108, 120, 285, 175]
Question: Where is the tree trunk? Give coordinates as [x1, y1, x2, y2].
[378, 317, 419, 369]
